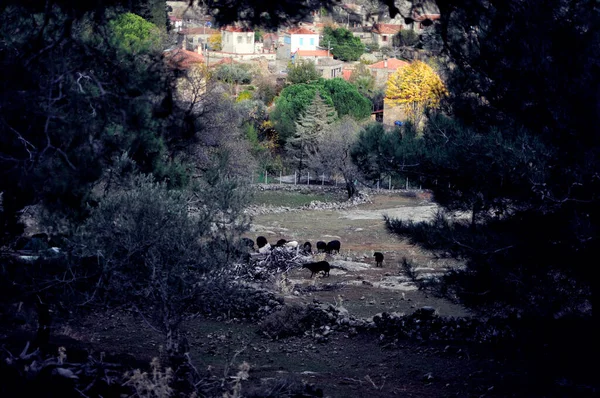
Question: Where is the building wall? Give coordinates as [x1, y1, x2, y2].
[382, 100, 407, 129]
[372, 33, 395, 47]
[317, 65, 343, 79]
[222, 31, 255, 54]
[290, 34, 319, 53]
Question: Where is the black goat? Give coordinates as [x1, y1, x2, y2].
[302, 241, 312, 253]
[241, 238, 255, 250]
[275, 239, 287, 247]
[302, 261, 330, 278]
[316, 241, 327, 252]
[374, 252, 384, 267]
[256, 236, 268, 249]
[326, 240, 341, 254]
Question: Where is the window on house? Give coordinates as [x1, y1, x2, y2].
[247, 36, 251, 43]
[310, 38, 314, 45]
[383, 36, 388, 42]
[299, 38, 304, 45]
[237, 36, 242, 44]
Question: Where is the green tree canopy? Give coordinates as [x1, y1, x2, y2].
[320, 26, 365, 62]
[270, 78, 371, 143]
[0, 6, 183, 238]
[108, 12, 163, 54]
[286, 60, 321, 85]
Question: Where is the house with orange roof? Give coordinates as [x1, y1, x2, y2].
[164, 48, 205, 71]
[368, 58, 410, 87]
[277, 26, 320, 60]
[372, 23, 402, 47]
[299, 21, 328, 35]
[221, 26, 255, 54]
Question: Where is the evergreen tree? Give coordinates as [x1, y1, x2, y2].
[285, 91, 337, 173]
[321, 26, 365, 62]
[271, 78, 371, 143]
[287, 60, 321, 85]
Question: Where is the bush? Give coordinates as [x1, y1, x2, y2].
[258, 304, 334, 339]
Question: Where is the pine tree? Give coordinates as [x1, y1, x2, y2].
[285, 91, 337, 173]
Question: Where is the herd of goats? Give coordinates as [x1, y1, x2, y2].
[242, 236, 385, 279]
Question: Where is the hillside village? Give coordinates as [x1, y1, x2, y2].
[165, 0, 440, 128]
[1, 0, 594, 396]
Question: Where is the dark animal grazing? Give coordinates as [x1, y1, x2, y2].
[256, 236, 268, 249]
[302, 261, 330, 278]
[275, 239, 287, 247]
[302, 241, 312, 253]
[316, 241, 327, 252]
[326, 240, 341, 254]
[241, 238, 255, 250]
[374, 252, 384, 267]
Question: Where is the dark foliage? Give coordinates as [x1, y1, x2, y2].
[353, 0, 599, 322]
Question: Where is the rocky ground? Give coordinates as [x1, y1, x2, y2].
[1, 188, 595, 397]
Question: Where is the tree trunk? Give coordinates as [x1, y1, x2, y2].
[34, 301, 51, 353]
[345, 178, 357, 199]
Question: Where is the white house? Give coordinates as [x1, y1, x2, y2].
[277, 27, 320, 59]
[221, 26, 255, 54]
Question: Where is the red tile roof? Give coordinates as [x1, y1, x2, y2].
[286, 27, 318, 35]
[342, 70, 353, 81]
[296, 50, 331, 57]
[223, 26, 253, 32]
[372, 23, 402, 35]
[164, 49, 205, 70]
[368, 58, 410, 70]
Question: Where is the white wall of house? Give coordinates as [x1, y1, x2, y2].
[290, 33, 319, 53]
[222, 30, 255, 54]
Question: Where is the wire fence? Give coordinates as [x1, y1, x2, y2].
[249, 170, 423, 190]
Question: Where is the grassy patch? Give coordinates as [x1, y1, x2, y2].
[251, 190, 345, 207]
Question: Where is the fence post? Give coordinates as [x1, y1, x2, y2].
[280, 170, 282, 185]
[294, 171, 297, 185]
[389, 175, 392, 190]
[307, 172, 310, 186]
[406, 177, 408, 190]
[377, 180, 380, 190]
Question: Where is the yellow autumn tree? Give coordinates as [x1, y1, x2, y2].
[385, 61, 448, 130]
[208, 33, 222, 51]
